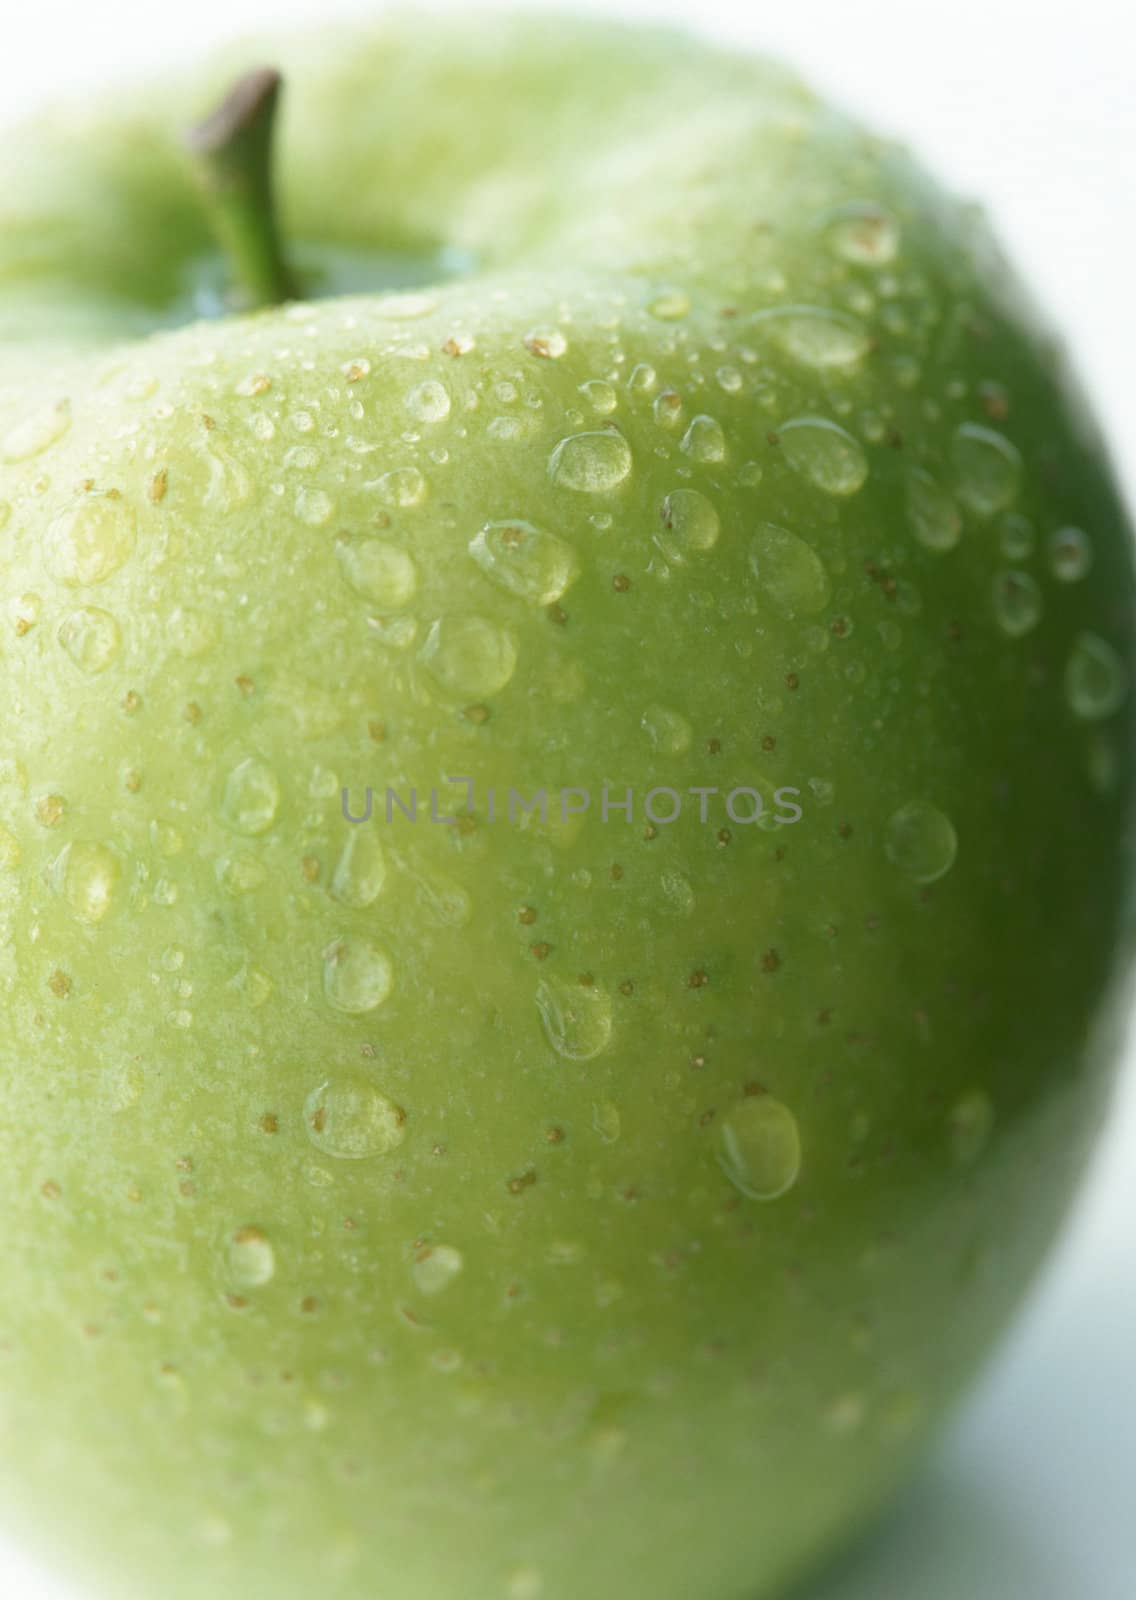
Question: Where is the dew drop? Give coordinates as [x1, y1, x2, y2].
[469, 519, 579, 604]
[304, 1072, 405, 1157]
[225, 1225, 276, 1288]
[322, 938, 394, 1013]
[372, 466, 428, 508]
[330, 830, 387, 908]
[906, 468, 961, 552]
[717, 1096, 802, 1201]
[216, 852, 266, 897]
[591, 1101, 622, 1142]
[655, 489, 720, 564]
[524, 327, 567, 359]
[823, 201, 901, 265]
[1064, 632, 1128, 721]
[367, 614, 418, 650]
[885, 802, 957, 883]
[952, 423, 1021, 516]
[647, 285, 691, 321]
[57, 607, 121, 674]
[579, 379, 617, 415]
[168, 607, 219, 658]
[536, 978, 613, 1061]
[754, 305, 871, 369]
[56, 841, 119, 924]
[680, 414, 726, 463]
[627, 363, 657, 394]
[337, 539, 418, 608]
[295, 488, 335, 527]
[405, 380, 452, 422]
[220, 757, 281, 836]
[46, 498, 136, 587]
[660, 867, 695, 914]
[992, 570, 1042, 637]
[2, 400, 71, 462]
[948, 1089, 994, 1165]
[548, 430, 633, 493]
[412, 1244, 464, 1294]
[749, 522, 832, 617]
[999, 513, 1035, 561]
[419, 615, 518, 699]
[1048, 526, 1092, 583]
[641, 703, 692, 753]
[780, 417, 868, 497]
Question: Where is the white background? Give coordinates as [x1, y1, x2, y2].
[2, 1, 1135, 1596]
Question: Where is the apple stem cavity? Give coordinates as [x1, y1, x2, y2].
[186, 66, 298, 312]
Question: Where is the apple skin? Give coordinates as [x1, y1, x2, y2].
[0, 15, 1133, 1600]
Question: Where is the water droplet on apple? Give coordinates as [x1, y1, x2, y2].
[779, 417, 868, 497]
[225, 1225, 276, 1288]
[367, 614, 418, 650]
[661, 867, 695, 914]
[641, 703, 692, 753]
[627, 362, 657, 393]
[219, 758, 281, 836]
[655, 489, 720, 564]
[906, 468, 961, 552]
[405, 379, 452, 422]
[2, 399, 71, 462]
[330, 830, 387, 908]
[337, 538, 418, 608]
[992, 570, 1042, 637]
[717, 1095, 802, 1200]
[823, 200, 901, 264]
[469, 519, 580, 604]
[284, 444, 321, 472]
[753, 305, 870, 369]
[57, 606, 121, 674]
[749, 522, 832, 616]
[55, 841, 119, 924]
[952, 423, 1021, 515]
[524, 326, 568, 358]
[1048, 526, 1092, 582]
[372, 465, 428, 508]
[999, 513, 1035, 561]
[304, 1072, 405, 1157]
[647, 285, 691, 320]
[591, 1101, 622, 1142]
[536, 978, 613, 1060]
[216, 852, 266, 897]
[548, 429, 633, 492]
[948, 1089, 994, 1164]
[579, 379, 617, 415]
[885, 801, 957, 883]
[296, 487, 335, 527]
[322, 938, 394, 1014]
[46, 498, 136, 587]
[419, 615, 518, 698]
[1065, 632, 1128, 720]
[680, 414, 726, 463]
[412, 1244, 464, 1294]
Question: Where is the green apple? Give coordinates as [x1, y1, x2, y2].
[0, 15, 1132, 1600]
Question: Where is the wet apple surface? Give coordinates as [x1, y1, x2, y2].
[0, 16, 1132, 1600]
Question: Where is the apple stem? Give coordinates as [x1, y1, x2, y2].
[186, 67, 298, 311]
